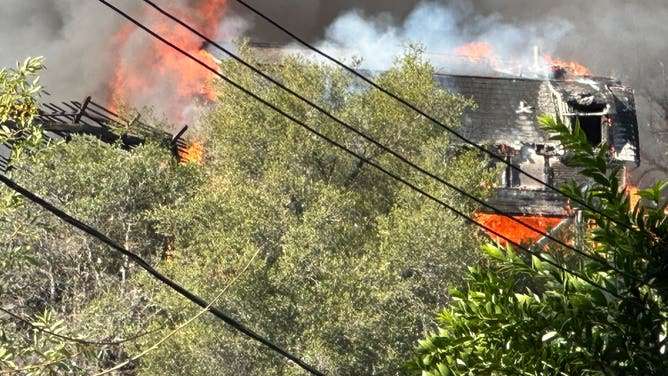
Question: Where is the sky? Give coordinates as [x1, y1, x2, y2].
[0, 0, 666, 184]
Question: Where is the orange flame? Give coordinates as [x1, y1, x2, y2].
[543, 55, 590, 76]
[474, 213, 566, 246]
[107, 0, 226, 122]
[455, 42, 496, 61]
[454, 41, 502, 70]
[179, 141, 204, 164]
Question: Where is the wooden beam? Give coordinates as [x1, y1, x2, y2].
[73, 96, 92, 124]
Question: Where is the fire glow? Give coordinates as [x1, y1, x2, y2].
[452, 41, 592, 78]
[474, 213, 566, 246]
[543, 55, 591, 76]
[455, 42, 494, 62]
[107, 0, 226, 123]
[179, 141, 204, 164]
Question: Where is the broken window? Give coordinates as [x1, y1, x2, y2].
[571, 115, 602, 146]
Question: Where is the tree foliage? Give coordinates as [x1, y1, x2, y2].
[1, 48, 497, 375]
[409, 116, 668, 375]
[0, 57, 204, 372]
[131, 47, 495, 375]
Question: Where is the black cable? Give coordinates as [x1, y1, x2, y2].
[92, 0, 623, 300]
[141, 0, 641, 284]
[0, 173, 324, 376]
[233, 0, 638, 234]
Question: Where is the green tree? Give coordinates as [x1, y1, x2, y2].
[409, 117, 668, 375]
[0, 56, 89, 375]
[2, 47, 496, 374]
[2, 136, 204, 372]
[0, 57, 205, 372]
[135, 46, 496, 375]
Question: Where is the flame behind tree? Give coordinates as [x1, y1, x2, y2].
[179, 140, 204, 164]
[107, 0, 226, 124]
[455, 41, 495, 62]
[474, 212, 565, 246]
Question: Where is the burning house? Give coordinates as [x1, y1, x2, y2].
[247, 43, 641, 245]
[435, 72, 640, 244]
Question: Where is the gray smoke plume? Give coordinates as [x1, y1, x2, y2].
[0, 0, 137, 100]
[0, 0, 242, 127]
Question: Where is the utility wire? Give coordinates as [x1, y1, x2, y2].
[141, 0, 642, 284]
[93, 0, 623, 300]
[233, 0, 638, 234]
[0, 172, 324, 376]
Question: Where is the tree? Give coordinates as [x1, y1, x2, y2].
[409, 116, 668, 375]
[1, 47, 496, 374]
[1, 137, 204, 372]
[132, 46, 496, 375]
[0, 57, 205, 372]
[0, 56, 90, 375]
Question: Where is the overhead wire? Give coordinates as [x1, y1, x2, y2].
[232, 0, 639, 234]
[0, 172, 324, 376]
[93, 0, 624, 300]
[91, 245, 263, 376]
[140, 0, 643, 285]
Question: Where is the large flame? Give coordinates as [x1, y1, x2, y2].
[178, 141, 204, 164]
[107, 0, 226, 123]
[474, 213, 566, 246]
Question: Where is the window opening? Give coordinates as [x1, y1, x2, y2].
[572, 116, 602, 146]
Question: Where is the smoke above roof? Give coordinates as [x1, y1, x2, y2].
[308, 2, 571, 76]
[2, 1, 667, 109]
[0, 1, 666, 186]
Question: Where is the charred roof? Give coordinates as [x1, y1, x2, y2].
[0, 97, 188, 172]
[434, 74, 640, 165]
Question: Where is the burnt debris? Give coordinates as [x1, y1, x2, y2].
[0, 96, 190, 172]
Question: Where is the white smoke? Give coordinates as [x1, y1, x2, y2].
[315, 1, 572, 76]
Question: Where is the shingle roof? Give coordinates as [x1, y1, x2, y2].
[435, 74, 640, 165]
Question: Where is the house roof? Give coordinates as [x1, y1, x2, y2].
[435, 74, 640, 165]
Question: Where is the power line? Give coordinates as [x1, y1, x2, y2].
[0, 172, 324, 376]
[93, 0, 623, 300]
[140, 0, 641, 284]
[233, 0, 638, 234]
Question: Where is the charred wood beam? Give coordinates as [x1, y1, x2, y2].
[38, 121, 144, 147]
[73, 96, 91, 124]
[531, 215, 574, 252]
[171, 125, 188, 144]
